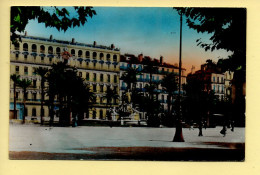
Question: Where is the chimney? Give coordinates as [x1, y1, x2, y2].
[50, 35, 53, 40]
[160, 56, 164, 65]
[24, 31, 27, 36]
[93, 41, 96, 46]
[72, 38, 75, 44]
[138, 53, 143, 62]
[191, 65, 195, 74]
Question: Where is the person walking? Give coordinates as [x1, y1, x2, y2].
[203, 120, 207, 130]
[231, 120, 235, 132]
[190, 120, 194, 130]
[220, 123, 227, 137]
[198, 121, 203, 136]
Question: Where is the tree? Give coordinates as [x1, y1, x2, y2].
[174, 8, 246, 126]
[10, 74, 21, 119]
[104, 87, 119, 119]
[46, 62, 95, 126]
[161, 73, 178, 116]
[174, 8, 246, 70]
[11, 6, 96, 43]
[121, 67, 139, 91]
[18, 79, 32, 124]
[35, 67, 49, 125]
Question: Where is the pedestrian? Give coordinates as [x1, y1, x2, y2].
[231, 120, 234, 132]
[220, 124, 227, 137]
[198, 121, 203, 136]
[190, 120, 194, 130]
[204, 120, 207, 130]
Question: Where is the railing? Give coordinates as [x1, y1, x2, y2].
[23, 48, 28, 51]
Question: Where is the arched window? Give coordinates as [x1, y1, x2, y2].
[14, 43, 19, 50]
[48, 46, 53, 54]
[99, 110, 103, 119]
[93, 52, 97, 59]
[93, 73, 97, 81]
[40, 45, 45, 53]
[78, 50, 82, 57]
[24, 66, 28, 75]
[71, 49, 75, 56]
[23, 43, 28, 51]
[113, 55, 117, 61]
[106, 54, 110, 61]
[93, 110, 96, 119]
[85, 51, 90, 58]
[107, 74, 110, 82]
[32, 108, 36, 117]
[56, 47, 61, 55]
[32, 44, 37, 52]
[100, 53, 104, 59]
[100, 74, 103, 82]
[114, 75, 117, 83]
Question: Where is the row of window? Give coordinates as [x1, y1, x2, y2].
[15, 65, 118, 82]
[14, 55, 118, 70]
[25, 107, 111, 119]
[13, 43, 118, 61]
[212, 76, 224, 83]
[78, 72, 118, 83]
[213, 85, 225, 93]
[121, 63, 181, 74]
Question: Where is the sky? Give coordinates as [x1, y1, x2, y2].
[24, 7, 232, 73]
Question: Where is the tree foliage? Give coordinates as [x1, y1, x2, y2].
[11, 6, 96, 43]
[174, 8, 246, 71]
[46, 62, 94, 126]
[17, 79, 32, 124]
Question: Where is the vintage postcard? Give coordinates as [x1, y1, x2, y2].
[8, 6, 245, 161]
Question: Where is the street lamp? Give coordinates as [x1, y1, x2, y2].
[173, 10, 185, 142]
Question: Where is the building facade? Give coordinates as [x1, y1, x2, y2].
[119, 54, 186, 119]
[10, 34, 120, 122]
[187, 63, 233, 100]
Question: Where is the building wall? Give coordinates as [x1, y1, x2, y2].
[10, 35, 120, 121]
[119, 61, 187, 113]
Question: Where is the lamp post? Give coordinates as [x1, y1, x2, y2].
[173, 10, 185, 142]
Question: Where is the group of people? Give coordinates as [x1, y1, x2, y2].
[190, 120, 235, 137]
[220, 120, 235, 137]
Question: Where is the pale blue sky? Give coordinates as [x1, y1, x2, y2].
[24, 7, 232, 72]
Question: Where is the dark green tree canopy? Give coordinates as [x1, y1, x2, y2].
[175, 8, 246, 71]
[11, 6, 96, 43]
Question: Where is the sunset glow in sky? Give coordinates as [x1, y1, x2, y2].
[24, 7, 232, 72]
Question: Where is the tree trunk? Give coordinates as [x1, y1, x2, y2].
[49, 97, 54, 126]
[173, 119, 184, 142]
[167, 94, 172, 116]
[40, 80, 44, 125]
[13, 83, 17, 119]
[22, 89, 26, 124]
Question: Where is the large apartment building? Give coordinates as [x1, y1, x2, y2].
[187, 63, 234, 100]
[119, 53, 186, 119]
[10, 34, 120, 122]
